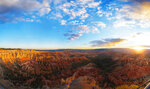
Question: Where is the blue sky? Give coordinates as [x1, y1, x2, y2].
[0, 0, 150, 49]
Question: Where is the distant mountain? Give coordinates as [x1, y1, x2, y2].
[1, 48, 150, 54]
[36, 48, 131, 52]
[35, 49, 83, 51]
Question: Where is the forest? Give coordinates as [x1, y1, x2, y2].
[0, 49, 150, 89]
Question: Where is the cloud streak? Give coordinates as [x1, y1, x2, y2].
[90, 38, 126, 47]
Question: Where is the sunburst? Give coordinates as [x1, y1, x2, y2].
[132, 46, 145, 53]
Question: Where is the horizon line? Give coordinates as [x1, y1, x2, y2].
[0, 47, 146, 50]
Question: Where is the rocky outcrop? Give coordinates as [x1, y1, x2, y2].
[68, 76, 100, 89]
[58, 63, 102, 89]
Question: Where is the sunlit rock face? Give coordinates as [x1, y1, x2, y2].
[60, 63, 102, 89]
[68, 76, 100, 89]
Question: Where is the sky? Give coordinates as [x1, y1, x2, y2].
[0, 0, 150, 49]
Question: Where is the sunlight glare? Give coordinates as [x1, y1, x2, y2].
[132, 46, 144, 53]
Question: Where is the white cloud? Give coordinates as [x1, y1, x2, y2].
[88, 1, 101, 8]
[0, 0, 51, 23]
[91, 26, 99, 33]
[25, 18, 34, 22]
[77, 25, 100, 33]
[78, 0, 94, 4]
[96, 8, 113, 18]
[105, 12, 113, 17]
[32, 16, 36, 18]
[97, 22, 106, 28]
[70, 20, 80, 25]
[76, 25, 90, 33]
[38, 0, 51, 16]
[57, 0, 101, 21]
[61, 7, 89, 20]
[61, 20, 67, 25]
[113, 1, 150, 28]
[120, 0, 129, 2]
[80, 13, 89, 19]
[55, 13, 63, 18]
[0, 0, 41, 13]
[39, 8, 51, 16]
[97, 10, 103, 17]
[65, 25, 100, 40]
[113, 20, 136, 28]
[54, 0, 103, 40]
[50, 0, 67, 5]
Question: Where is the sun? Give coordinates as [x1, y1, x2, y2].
[132, 46, 145, 52]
